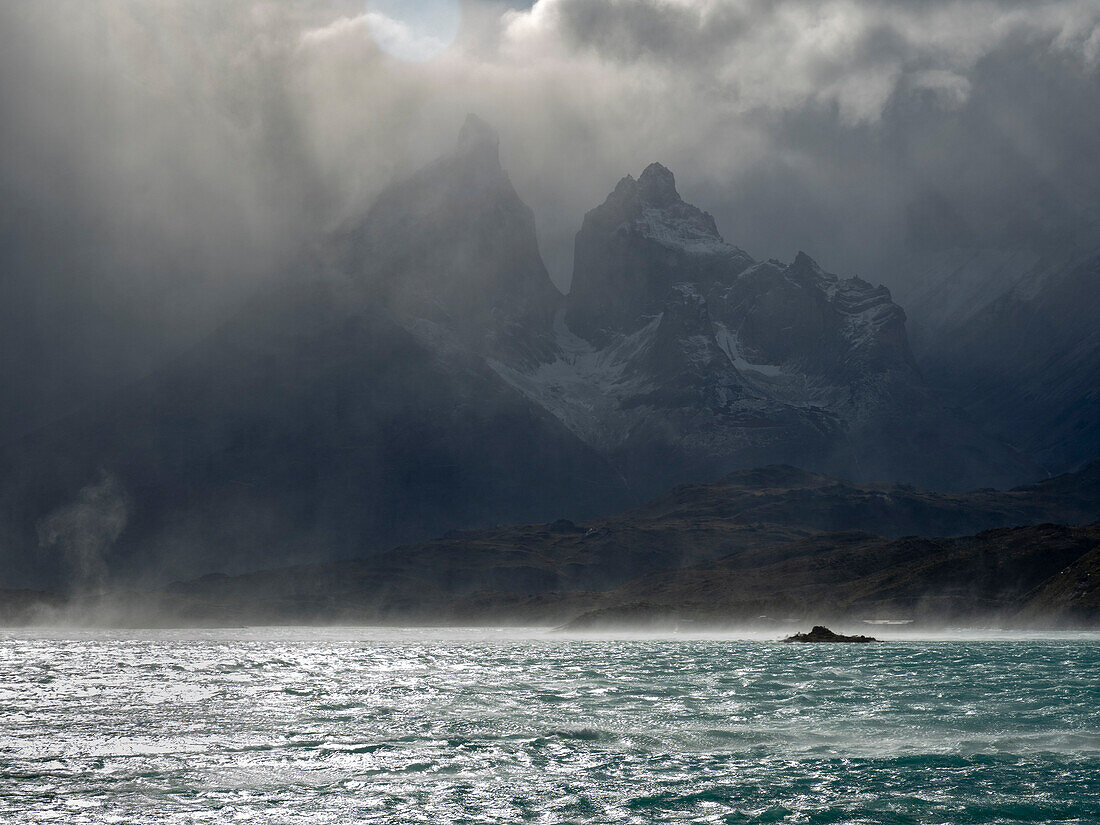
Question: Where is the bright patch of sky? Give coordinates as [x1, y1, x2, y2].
[366, 0, 462, 62]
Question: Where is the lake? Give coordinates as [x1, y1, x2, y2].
[2, 628, 1098, 823]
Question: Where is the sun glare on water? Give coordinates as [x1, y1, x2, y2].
[366, 0, 462, 62]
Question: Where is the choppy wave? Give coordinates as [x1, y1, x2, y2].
[1, 628, 1098, 823]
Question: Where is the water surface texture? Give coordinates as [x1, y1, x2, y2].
[2, 628, 1099, 824]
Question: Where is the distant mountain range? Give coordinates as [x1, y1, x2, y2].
[563, 522, 1100, 630]
[0, 116, 1091, 590]
[5, 460, 1094, 627]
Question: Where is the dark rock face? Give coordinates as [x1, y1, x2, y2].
[496, 163, 1036, 494]
[348, 114, 562, 370]
[721, 253, 914, 376]
[0, 277, 628, 586]
[566, 163, 753, 343]
[784, 626, 878, 643]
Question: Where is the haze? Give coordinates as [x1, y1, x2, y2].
[2, 0, 1099, 435]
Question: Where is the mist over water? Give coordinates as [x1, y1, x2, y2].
[2, 628, 1098, 824]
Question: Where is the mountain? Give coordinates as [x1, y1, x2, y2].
[345, 114, 561, 370]
[0, 117, 1068, 591]
[629, 461, 1100, 538]
[0, 122, 629, 590]
[492, 163, 1035, 494]
[565, 523, 1100, 629]
[47, 461, 1094, 626]
[1018, 539, 1100, 624]
[898, 245, 1100, 473]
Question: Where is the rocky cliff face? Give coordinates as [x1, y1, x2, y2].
[566, 163, 753, 343]
[495, 162, 1033, 493]
[348, 114, 562, 370]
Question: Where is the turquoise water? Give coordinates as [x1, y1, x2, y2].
[1, 628, 1099, 824]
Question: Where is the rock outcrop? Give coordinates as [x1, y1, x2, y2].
[784, 626, 878, 643]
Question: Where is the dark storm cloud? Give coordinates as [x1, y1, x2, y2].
[1, 0, 1098, 425]
[500, 0, 1100, 280]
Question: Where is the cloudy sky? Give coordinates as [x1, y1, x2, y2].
[2, 0, 1099, 425]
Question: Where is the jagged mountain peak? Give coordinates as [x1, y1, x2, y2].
[455, 113, 500, 162]
[567, 163, 752, 342]
[345, 136, 1034, 504]
[611, 173, 636, 195]
[601, 163, 748, 256]
[441, 113, 504, 187]
[616, 163, 728, 252]
[349, 115, 562, 367]
[791, 250, 823, 272]
[636, 162, 681, 207]
[605, 162, 694, 214]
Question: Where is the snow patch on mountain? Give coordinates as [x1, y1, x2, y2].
[712, 321, 785, 377]
[634, 207, 737, 257]
[487, 310, 660, 449]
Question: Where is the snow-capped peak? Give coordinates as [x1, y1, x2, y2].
[594, 163, 745, 258]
